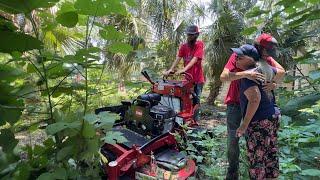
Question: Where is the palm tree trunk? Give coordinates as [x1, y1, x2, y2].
[206, 77, 222, 104]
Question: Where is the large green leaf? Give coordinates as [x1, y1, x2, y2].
[0, 129, 18, 153]
[46, 122, 81, 135]
[309, 70, 320, 81]
[0, 31, 43, 53]
[56, 146, 73, 161]
[300, 169, 320, 176]
[0, 0, 59, 14]
[84, 112, 118, 130]
[83, 114, 97, 124]
[0, 65, 23, 82]
[64, 47, 101, 63]
[47, 63, 71, 79]
[107, 42, 133, 54]
[58, 1, 76, 13]
[0, 65, 24, 125]
[82, 121, 96, 138]
[56, 11, 78, 28]
[99, 26, 126, 40]
[102, 131, 127, 144]
[97, 112, 118, 130]
[37, 172, 54, 180]
[281, 94, 320, 116]
[0, 98, 24, 125]
[80, 138, 99, 160]
[75, 0, 126, 16]
[52, 168, 67, 179]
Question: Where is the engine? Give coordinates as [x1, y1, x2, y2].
[125, 93, 176, 137]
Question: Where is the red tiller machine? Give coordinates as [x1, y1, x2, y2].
[95, 71, 200, 180]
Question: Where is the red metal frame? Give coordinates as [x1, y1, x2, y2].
[104, 134, 178, 179]
[151, 75, 198, 126]
[102, 73, 198, 179]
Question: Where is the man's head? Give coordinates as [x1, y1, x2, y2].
[185, 25, 200, 45]
[255, 33, 279, 59]
[231, 44, 260, 70]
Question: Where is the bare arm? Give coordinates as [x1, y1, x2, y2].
[236, 86, 261, 137]
[269, 57, 285, 83]
[269, 57, 284, 71]
[169, 56, 182, 71]
[163, 57, 182, 75]
[272, 68, 285, 83]
[220, 68, 265, 83]
[181, 57, 198, 72]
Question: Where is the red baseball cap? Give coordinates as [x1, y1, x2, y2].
[256, 33, 279, 58]
[256, 33, 278, 49]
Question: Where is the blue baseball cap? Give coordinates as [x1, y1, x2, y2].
[231, 44, 260, 61]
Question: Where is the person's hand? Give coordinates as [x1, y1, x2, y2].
[262, 82, 276, 92]
[236, 123, 248, 137]
[244, 70, 265, 83]
[175, 69, 185, 75]
[163, 69, 174, 76]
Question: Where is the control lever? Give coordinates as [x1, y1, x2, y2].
[141, 71, 155, 84]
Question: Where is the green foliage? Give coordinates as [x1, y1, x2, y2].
[0, 0, 59, 13]
[309, 70, 320, 81]
[0, 0, 319, 179]
[0, 64, 25, 126]
[245, 6, 270, 18]
[241, 26, 257, 36]
[0, 31, 43, 53]
[0, 0, 136, 179]
[176, 124, 249, 179]
[102, 131, 128, 144]
[99, 25, 126, 40]
[0, 129, 18, 153]
[281, 94, 320, 116]
[46, 121, 81, 135]
[74, 0, 127, 16]
[278, 117, 320, 179]
[107, 42, 133, 54]
[56, 11, 78, 28]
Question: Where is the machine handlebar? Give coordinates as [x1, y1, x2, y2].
[163, 72, 193, 83]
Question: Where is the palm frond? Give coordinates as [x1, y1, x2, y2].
[205, 5, 244, 79]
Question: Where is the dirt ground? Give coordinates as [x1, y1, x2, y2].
[198, 103, 227, 128]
